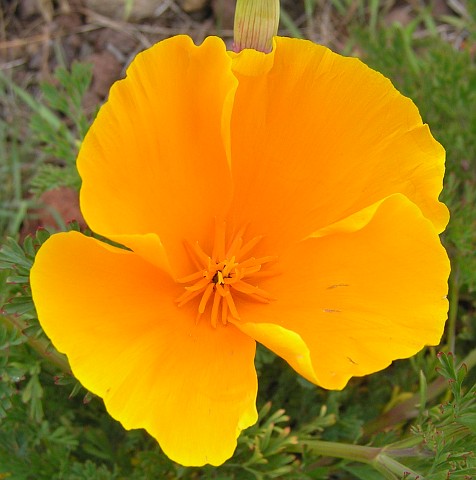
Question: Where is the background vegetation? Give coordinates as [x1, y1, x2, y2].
[1, 0, 475, 478]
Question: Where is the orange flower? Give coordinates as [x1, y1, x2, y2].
[30, 35, 450, 466]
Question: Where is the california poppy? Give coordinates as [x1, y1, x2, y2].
[30, 34, 449, 466]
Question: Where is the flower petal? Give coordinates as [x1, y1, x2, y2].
[238, 322, 319, 384]
[229, 37, 447, 256]
[30, 232, 258, 466]
[78, 35, 237, 276]
[233, 194, 450, 390]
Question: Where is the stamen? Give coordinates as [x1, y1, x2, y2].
[215, 283, 227, 297]
[239, 255, 276, 268]
[222, 257, 237, 277]
[240, 265, 262, 276]
[210, 291, 221, 328]
[221, 297, 229, 325]
[185, 240, 211, 269]
[237, 235, 263, 260]
[184, 277, 210, 292]
[248, 269, 278, 279]
[225, 291, 240, 319]
[198, 283, 214, 313]
[176, 225, 277, 327]
[223, 275, 240, 285]
[233, 280, 276, 300]
[176, 271, 206, 283]
[176, 288, 205, 307]
[232, 280, 259, 294]
[225, 225, 247, 258]
[226, 236, 243, 259]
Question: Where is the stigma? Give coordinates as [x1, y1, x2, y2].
[176, 221, 277, 327]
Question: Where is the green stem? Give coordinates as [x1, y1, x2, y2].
[1, 314, 70, 373]
[374, 453, 423, 480]
[303, 439, 377, 463]
[302, 440, 424, 480]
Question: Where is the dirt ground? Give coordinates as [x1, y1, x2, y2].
[1, 0, 235, 109]
[0, 0, 457, 111]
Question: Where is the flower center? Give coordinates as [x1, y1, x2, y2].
[176, 222, 277, 328]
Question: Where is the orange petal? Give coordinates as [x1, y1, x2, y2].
[30, 232, 258, 466]
[234, 194, 450, 390]
[78, 35, 237, 276]
[237, 322, 319, 384]
[228, 37, 448, 258]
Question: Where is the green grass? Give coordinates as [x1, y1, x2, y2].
[0, 79, 34, 238]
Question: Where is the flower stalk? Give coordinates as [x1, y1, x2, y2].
[233, 0, 280, 53]
[302, 440, 424, 479]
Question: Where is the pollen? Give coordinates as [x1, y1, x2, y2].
[176, 221, 277, 327]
